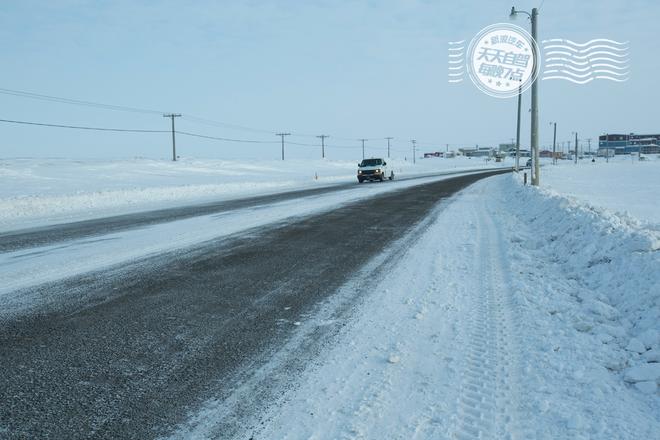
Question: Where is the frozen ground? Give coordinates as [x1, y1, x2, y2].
[0, 156, 506, 231]
[170, 164, 659, 439]
[3, 156, 658, 438]
[540, 155, 660, 225]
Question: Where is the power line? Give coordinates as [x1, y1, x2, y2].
[1, 87, 520, 151]
[0, 117, 167, 133]
[177, 130, 277, 144]
[0, 86, 286, 136]
[0, 88, 164, 115]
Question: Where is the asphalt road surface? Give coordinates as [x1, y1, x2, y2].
[0, 168, 504, 253]
[0, 169, 509, 440]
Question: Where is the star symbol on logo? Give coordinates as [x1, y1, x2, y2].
[496, 81, 502, 86]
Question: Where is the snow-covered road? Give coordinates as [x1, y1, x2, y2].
[0, 170, 503, 314]
[171, 173, 659, 440]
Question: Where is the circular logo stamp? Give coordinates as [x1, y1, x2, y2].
[466, 23, 540, 98]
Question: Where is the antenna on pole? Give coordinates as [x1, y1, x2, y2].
[163, 113, 181, 161]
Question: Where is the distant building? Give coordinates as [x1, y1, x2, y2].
[459, 147, 495, 157]
[598, 133, 660, 155]
[499, 142, 515, 152]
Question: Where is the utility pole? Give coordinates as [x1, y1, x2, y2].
[276, 132, 291, 160]
[574, 132, 578, 164]
[446, 143, 449, 153]
[163, 113, 181, 161]
[359, 138, 367, 160]
[587, 138, 592, 154]
[411, 139, 417, 164]
[515, 82, 522, 172]
[385, 137, 393, 158]
[551, 122, 557, 165]
[510, 6, 539, 183]
[530, 7, 539, 185]
[317, 134, 329, 159]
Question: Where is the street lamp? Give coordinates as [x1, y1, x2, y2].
[510, 6, 540, 185]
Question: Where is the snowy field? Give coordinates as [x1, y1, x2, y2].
[540, 155, 660, 225]
[0, 156, 507, 231]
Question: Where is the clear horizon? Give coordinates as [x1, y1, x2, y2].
[1, 0, 658, 160]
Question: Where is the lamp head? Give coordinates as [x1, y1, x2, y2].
[510, 6, 517, 18]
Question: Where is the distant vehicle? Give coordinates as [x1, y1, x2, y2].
[357, 158, 393, 183]
[525, 158, 532, 167]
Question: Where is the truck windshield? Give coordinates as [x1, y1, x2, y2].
[359, 159, 382, 166]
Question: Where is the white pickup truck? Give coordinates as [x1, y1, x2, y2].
[357, 158, 394, 183]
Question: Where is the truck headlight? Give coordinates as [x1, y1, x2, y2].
[376, 169, 381, 173]
[358, 170, 362, 174]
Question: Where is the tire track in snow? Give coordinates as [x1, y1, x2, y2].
[449, 190, 529, 439]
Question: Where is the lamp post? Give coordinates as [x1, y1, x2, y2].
[510, 6, 539, 185]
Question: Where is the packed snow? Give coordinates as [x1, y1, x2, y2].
[166, 158, 659, 439]
[2, 155, 658, 438]
[0, 156, 508, 231]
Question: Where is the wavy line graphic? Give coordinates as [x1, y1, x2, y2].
[544, 62, 629, 72]
[447, 42, 465, 84]
[541, 38, 630, 83]
[542, 38, 629, 47]
[541, 75, 629, 84]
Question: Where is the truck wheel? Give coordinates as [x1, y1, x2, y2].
[358, 178, 364, 183]
[389, 172, 394, 180]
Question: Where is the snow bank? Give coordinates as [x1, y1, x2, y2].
[507, 171, 660, 396]
[0, 156, 507, 231]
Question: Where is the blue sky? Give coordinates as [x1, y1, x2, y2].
[1, 0, 658, 160]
